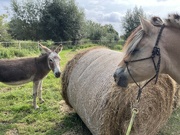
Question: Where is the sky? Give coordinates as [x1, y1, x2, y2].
[1, 0, 180, 35]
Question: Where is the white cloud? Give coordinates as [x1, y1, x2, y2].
[89, 0, 100, 5]
[76, 0, 180, 35]
[85, 9, 123, 24]
[1, 0, 180, 35]
[103, 12, 122, 23]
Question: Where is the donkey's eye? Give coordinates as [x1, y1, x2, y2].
[131, 48, 139, 55]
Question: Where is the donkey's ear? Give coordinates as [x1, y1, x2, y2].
[54, 44, 63, 54]
[39, 43, 52, 54]
[139, 16, 154, 34]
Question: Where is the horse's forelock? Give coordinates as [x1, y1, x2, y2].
[123, 26, 144, 57]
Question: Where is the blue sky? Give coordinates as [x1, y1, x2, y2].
[1, 0, 180, 35]
[0, 0, 11, 15]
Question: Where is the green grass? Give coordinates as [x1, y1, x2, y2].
[158, 108, 180, 135]
[0, 46, 179, 135]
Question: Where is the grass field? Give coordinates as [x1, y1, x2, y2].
[0, 47, 179, 135]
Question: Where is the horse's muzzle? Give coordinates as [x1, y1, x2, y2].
[113, 68, 128, 87]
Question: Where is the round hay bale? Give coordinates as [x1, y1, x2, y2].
[61, 48, 176, 135]
[174, 85, 180, 109]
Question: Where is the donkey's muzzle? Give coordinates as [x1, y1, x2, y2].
[55, 72, 61, 78]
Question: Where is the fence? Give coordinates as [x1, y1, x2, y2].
[0, 39, 124, 51]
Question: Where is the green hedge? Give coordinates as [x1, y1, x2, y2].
[0, 47, 39, 59]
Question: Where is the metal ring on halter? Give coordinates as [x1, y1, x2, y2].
[132, 108, 139, 114]
[125, 107, 139, 135]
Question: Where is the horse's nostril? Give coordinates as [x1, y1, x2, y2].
[55, 72, 61, 78]
[113, 73, 117, 78]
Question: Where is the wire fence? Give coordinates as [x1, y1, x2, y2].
[0, 40, 124, 59]
[0, 39, 124, 51]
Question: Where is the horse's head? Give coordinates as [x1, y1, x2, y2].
[114, 17, 165, 87]
[39, 43, 63, 78]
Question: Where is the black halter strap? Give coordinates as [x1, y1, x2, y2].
[125, 24, 165, 101]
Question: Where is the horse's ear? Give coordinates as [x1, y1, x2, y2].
[139, 16, 154, 34]
[39, 42, 52, 54]
[54, 44, 63, 54]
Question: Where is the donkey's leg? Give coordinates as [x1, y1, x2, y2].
[33, 81, 40, 109]
[37, 80, 44, 103]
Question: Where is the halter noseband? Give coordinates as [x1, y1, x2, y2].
[124, 24, 165, 101]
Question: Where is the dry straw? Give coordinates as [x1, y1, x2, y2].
[61, 48, 177, 135]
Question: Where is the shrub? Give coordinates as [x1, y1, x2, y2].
[113, 45, 123, 50]
[0, 47, 39, 59]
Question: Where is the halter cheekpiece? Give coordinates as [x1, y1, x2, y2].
[124, 24, 165, 101]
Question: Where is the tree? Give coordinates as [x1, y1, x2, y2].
[84, 21, 119, 44]
[103, 24, 119, 42]
[9, 0, 42, 40]
[121, 6, 146, 40]
[9, 0, 85, 42]
[39, 0, 85, 43]
[0, 14, 11, 41]
[84, 20, 104, 43]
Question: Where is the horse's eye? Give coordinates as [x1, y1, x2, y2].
[49, 59, 53, 63]
[131, 48, 139, 55]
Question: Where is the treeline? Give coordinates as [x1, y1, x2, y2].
[0, 0, 119, 47]
[1, 0, 147, 49]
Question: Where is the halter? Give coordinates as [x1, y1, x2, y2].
[124, 24, 165, 101]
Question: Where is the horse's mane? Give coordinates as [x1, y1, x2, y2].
[164, 13, 180, 28]
[123, 13, 180, 57]
[152, 13, 180, 28]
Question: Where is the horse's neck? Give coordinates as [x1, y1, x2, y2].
[163, 28, 180, 83]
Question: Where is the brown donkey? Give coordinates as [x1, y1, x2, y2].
[0, 43, 63, 109]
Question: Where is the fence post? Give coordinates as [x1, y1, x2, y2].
[37, 41, 40, 51]
[18, 41, 21, 50]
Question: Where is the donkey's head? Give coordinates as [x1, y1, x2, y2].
[39, 43, 63, 78]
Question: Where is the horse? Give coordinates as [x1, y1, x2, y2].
[0, 43, 63, 109]
[114, 13, 180, 88]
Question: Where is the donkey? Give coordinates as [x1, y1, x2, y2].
[114, 13, 180, 87]
[0, 43, 62, 109]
